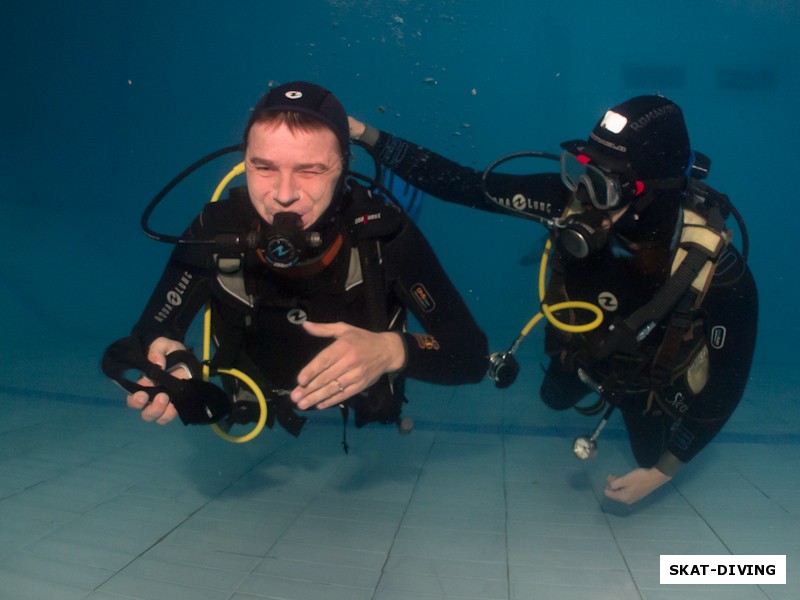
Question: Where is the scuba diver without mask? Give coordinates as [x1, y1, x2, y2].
[242, 88, 351, 275]
[349, 94, 757, 504]
[102, 81, 488, 442]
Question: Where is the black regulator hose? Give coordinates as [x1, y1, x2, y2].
[724, 196, 749, 264]
[139, 141, 404, 255]
[140, 144, 243, 244]
[480, 151, 560, 204]
[348, 139, 406, 209]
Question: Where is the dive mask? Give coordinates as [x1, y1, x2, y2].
[560, 151, 687, 211]
[560, 151, 642, 210]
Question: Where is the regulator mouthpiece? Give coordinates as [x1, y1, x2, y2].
[259, 212, 322, 268]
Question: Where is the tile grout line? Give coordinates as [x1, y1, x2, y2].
[85, 443, 285, 598]
[369, 431, 437, 600]
[585, 464, 646, 600]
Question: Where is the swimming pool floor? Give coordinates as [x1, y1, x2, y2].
[0, 363, 798, 599]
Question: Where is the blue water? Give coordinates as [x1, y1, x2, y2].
[1, 1, 799, 597]
[4, 0, 797, 368]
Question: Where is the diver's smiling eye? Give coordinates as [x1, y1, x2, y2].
[246, 159, 341, 180]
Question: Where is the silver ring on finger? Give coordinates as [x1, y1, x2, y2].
[333, 378, 345, 394]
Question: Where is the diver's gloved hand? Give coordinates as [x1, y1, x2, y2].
[102, 335, 231, 426]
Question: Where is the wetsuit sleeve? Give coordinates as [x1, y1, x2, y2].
[383, 218, 489, 384]
[368, 128, 568, 221]
[663, 260, 759, 466]
[130, 217, 214, 345]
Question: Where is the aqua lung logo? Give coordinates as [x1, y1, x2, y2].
[287, 308, 307, 324]
[266, 236, 297, 267]
[598, 292, 619, 312]
[488, 193, 552, 215]
[155, 272, 193, 323]
[711, 326, 727, 349]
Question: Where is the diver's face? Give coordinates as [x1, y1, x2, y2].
[578, 192, 631, 227]
[244, 122, 343, 228]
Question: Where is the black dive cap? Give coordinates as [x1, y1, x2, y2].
[563, 95, 691, 180]
[246, 81, 350, 158]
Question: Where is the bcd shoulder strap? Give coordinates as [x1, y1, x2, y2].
[591, 199, 731, 361]
[344, 180, 408, 429]
[670, 205, 731, 310]
[649, 203, 731, 387]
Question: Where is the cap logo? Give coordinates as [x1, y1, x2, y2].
[600, 110, 628, 134]
[285, 90, 303, 100]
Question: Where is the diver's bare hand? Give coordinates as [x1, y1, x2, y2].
[125, 336, 187, 425]
[348, 116, 367, 140]
[290, 321, 405, 410]
[604, 468, 671, 505]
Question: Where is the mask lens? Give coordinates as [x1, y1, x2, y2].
[582, 169, 619, 210]
[560, 152, 586, 191]
[560, 152, 620, 210]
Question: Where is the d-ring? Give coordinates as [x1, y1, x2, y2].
[333, 378, 345, 394]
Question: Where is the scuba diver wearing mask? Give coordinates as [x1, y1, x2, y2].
[103, 81, 488, 443]
[350, 95, 758, 504]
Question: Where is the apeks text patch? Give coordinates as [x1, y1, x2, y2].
[410, 283, 435, 312]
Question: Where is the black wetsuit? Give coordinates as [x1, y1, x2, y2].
[131, 183, 488, 434]
[367, 130, 758, 474]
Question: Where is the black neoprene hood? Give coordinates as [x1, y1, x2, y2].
[246, 81, 350, 159]
[564, 95, 692, 180]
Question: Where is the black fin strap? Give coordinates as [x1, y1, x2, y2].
[164, 349, 203, 379]
[169, 377, 232, 425]
[101, 336, 231, 425]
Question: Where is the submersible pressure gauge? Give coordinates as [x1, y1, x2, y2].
[573, 435, 599, 460]
[572, 404, 615, 460]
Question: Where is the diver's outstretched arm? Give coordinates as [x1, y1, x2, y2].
[349, 116, 569, 222]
